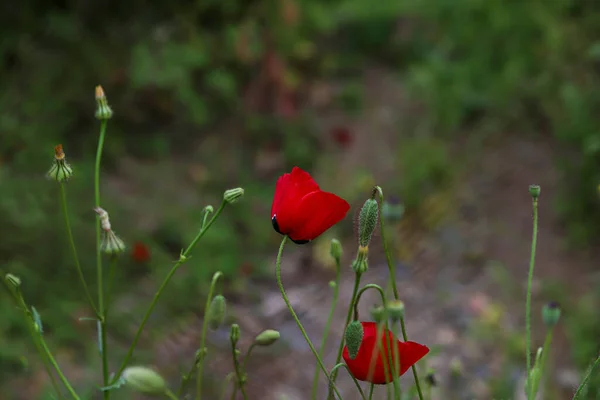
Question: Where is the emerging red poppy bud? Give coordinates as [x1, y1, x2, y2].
[343, 322, 429, 385]
[271, 167, 350, 244]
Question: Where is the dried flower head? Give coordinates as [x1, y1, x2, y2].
[47, 144, 73, 182]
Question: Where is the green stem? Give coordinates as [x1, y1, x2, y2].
[526, 197, 539, 400]
[275, 236, 341, 400]
[376, 186, 424, 400]
[196, 272, 223, 400]
[390, 322, 402, 399]
[230, 387, 238, 400]
[94, 119, 109, 400]
[241, 344, 256, 373]
[328, 363, 367, 400]
[311, 255, 341, 400]
[386, 382, 392, 400]
[573, 355, 600, 400]
[331, 271, 362, 384]
[368, 384, 375, 400]
[164, 388, 179, 400]
[230, 337, 249, 400]
[112, 202, 227, 383]
[59, 183, 99, 317]
[531, 329, 553, 398]
[104, 257, 118, 319]
[39, 332, 81, 399]
[219, 373, 235, 400]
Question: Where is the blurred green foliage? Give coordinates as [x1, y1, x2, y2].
[1, 0, 600, 397]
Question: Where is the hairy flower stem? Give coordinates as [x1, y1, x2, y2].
[376, 186, 424, 400]
[59, 183, 99, 317]
[573, 355, 600, 400]
[311, 254, 342, 399]
[328, 363, 367, 400]
[526, 195, 539, 399]
[94, 119, 110, 400]
[111, 202, 227, 383]
[196, 272, 223, 400]
[230, 336, 249, 400]
[275, 236, 342, 400]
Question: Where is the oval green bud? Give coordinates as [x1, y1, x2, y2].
[223, 188, 245, 204]
[528, 184, 541, 200]
[254, 329, 280, 346]
[345, 321, 364, 360]
[123, 366, 167, 395]
[358, 198, 379, 247]
[329, 238, 342, 262]
[387, 300, 405, 322]
[207, 295, 226, 330]
[369, 305, 386, 324]
[5, 273, 21, 289]
[230, 324, 240, 343]
[541, 302, 561, 327]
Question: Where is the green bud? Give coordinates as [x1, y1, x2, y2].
[5, 273, 21, 289]
[223, 188, 244, 204]
[230, 324, 240, 343]
[328, 281, 337, 289]
[101, 230, 126, 256]
[387, 300, 405, 322]
[254, 329, 280, 346]
[95, 86, 113, 120]
[207, 295, 227, 330]
[330, 238, 342, 262]
[358, 198, 379, 247]
[425, 369, 437, 387]
[351, 246, 369, 274]
[345, 321, 364, 360]
[46, 144, 73, 183]
[529, 184, 540, 200]
[123, 366, 167, 395]
[542, 302, 561, 327]
[369, 305, 386, 324]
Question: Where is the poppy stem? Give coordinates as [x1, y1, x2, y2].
[329, 363, 367, 400]
[311, 251, 342, 400]
[573, 355, 600, 400]
[368, 383, 375, 400]
[230, 331, 249, 400]
[275, 236, 342, 400]
[196, 272, 224, 400]
[525, 193, 540, 400]
[530, 329, 553, 398]
[398, 317, 424, 400]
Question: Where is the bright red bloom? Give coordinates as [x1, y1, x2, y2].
[343, 322, 429, 384]
[131, 241, 151, 263]
[271, 167, 350, 244]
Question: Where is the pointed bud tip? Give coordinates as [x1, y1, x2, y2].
[95, 85, 106, 100]
[223, 188, 245, 204]
[254, 329, 280, 346]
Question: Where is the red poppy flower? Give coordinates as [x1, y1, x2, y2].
[131, 241, 151, 263]
[271, 167, 350, 244]
[343, 322, 429, 384]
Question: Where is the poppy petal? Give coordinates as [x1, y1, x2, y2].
[286, 190, 350, 242]
[271, 166, 320, 219]
[397, 341, 430, 375]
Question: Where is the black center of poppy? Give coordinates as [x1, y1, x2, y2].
[271, 215, 310, 245]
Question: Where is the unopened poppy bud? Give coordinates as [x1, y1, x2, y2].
[330, 238, 342, 262]
[529, 184, 540, 200]
[95, 85, 113, 120]
[351, 246, 369, 274]
[425, 370, 437, 387]
[5, 273, 21, 289]
[369, 305, 386, 323]
[223, 188, 244, 204]
[254, 329, 280, 346]
[344, 321, 364, 360]
[387, 300, 405, 322]
[47, 144, 74, 182]
[542, 302, 561, 327]
[207, 295, 226, 330]
[358, 198, 379, 247]
[123, 366, 167, 395]
[230, 324, 240, 343]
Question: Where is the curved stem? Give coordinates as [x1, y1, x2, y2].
[196, 272, 224, 400]
[526, 197, 539, 399]
[94, 119, 109, 399]
[328, 363, 367, 400]
[230, 336, 249, 400]
[573, 355, 600, 400]
[330, 271, 362, 384]
[311, 255, 341, 400]
[275, 236, 341, 399]
[241, 344, 256, 373]
[164, 388, 179, 400]
[59, 183, 99, 317]
[368, 383, 375, 400]
[112, 202, 227, 383]
[376, 186, 424, 400]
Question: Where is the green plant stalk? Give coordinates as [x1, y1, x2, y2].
[573, 355, 600, 400]
[311, 255, 342, 400]
[330, 271, 362, 384]
[196, 272, 223, 400]
[59, 183, 99, 317]
[386, 381, 392, 400]
[164, 389, 179, 400]
[104, 257, 119, 318]
[368, 384, 375, 400]
[376, 186, 424, 400]
[219, 373, 235, 400]
[230, 337, 249, 400]
[112, 201, 227, 383]
[390, 322, 402, 399]
[94, 119, 109, 400]
[328, 363, 367, 400]
[39, 338, 81, 400]
[229, 387, 238, 400]
[275, 236, 342, 400]
[526, 197, 539, 400]
[240, 344, 256, 373]
[531, 329, 554, 398]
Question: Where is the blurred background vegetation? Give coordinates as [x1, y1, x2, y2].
[1, 0, 600, 399]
